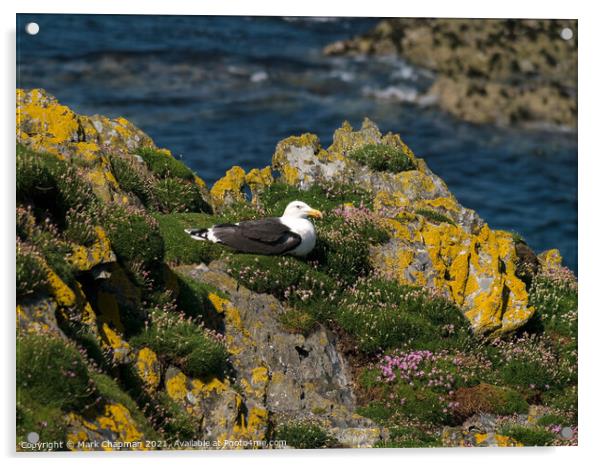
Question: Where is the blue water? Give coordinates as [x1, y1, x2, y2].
[16, 14, 578, 272]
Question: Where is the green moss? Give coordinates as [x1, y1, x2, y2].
[348, 144, 416, 173]
[109, 154, 154, 206]
[258, 181, 373, 215]
[376, 426, 442, 448]
[17, 393, 69, 449]
[528, 275, 578, 339]
[337, 278, 472, 353]
[16, 242, 48, 298]
[135, 148, 195, 181]
[537, 413, 568, 427]
[415, 208, 456, 226]
[129, 310, 228, 379]
[278, 308, 317, 335]
[275, 420, 336, 449]
[511, 231, 526, 244]
[499, 425, 555, 446]
[16, 144, 98, 228]
[102, 207, 165, 268]
[17, 335, 96, 412]
[311, 214, 389, 285]
[153, 212, 224, 265]
[226, 255, 338, 320]
[155, 392, 200, 441]
[150, 178, 208, 214]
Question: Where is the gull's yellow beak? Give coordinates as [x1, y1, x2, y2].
[307, 208, 323, 219]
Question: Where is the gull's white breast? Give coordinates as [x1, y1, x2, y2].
[278, 217, 316, 256]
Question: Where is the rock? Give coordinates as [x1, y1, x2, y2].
[65, 403, 148, 451]
[270, 120, 533, 335]
[324, 19, 577, 129]
[16, 88, 210, 204]
[175, 261, 385, 447]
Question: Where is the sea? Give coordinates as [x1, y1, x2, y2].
[16, 14, 578, 272]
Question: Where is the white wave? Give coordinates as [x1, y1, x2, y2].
[250, 71, 269, 83]
[363, 85, 419, 102]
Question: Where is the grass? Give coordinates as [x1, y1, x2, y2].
[155, 392, 201, 440]
[16, 241, 48, 298]
[499, 425, 555, 446]
[153, 212, 224, 265]
[415, 208, 456, 226]
[348, 144, 416, 173]
[337, 278, 472, 353]
[528, 274, 578, 339]
[258, 182, 373, 215]
[278, 308, 317, 335]
[135, 148, 195, 181]
[16, 144, 98, 229]
[275, 420, 337, 449]
[17, 335, 96, 420]
[102, 207, 165, 268]
[129, 310, 229, 379]
[376, 426, 442, 448]
[151, 178, 208, 213]
[226, 254, 338, 320]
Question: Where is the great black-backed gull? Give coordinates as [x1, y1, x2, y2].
[185, 201, 323, 256]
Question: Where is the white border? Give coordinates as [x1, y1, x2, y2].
[3, 1, 600, 465]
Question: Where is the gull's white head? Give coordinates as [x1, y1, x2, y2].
[281, 201, 323, 220]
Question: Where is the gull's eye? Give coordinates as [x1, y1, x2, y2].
[296, 205, 301, 209]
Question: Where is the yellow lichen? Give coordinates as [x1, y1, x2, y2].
[165, 370, 188, 402]
[66, 403, 147, 451]
[208, 292, 244, 332]
[44, 266, 76, 307]
[135, 348, 161, 390]
[210, 166, 247, 210]
[68, 226, 114, 271]
[251, 366, 269, 385]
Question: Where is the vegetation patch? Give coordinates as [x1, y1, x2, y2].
[227, 255, 338, 320]
[337, 278, 472, 353]
[102, 206, 165, 269]
[452, 383, 529, 418]
[275, 420, 337, 449]
[348, 144, 416, 173]
[16, 240, 48, 298]
[16, 144, 98, 228]
[153, 212, 224, 265]
[375, 426, 442, 448]
[135, 148, 195, 181]
[499, 425, 555, 446]
[415, 208, 456, 226]
[129, 310, 228, 379]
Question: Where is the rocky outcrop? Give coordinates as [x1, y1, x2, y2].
[174, 262, 384, 447]
[325, 19, 577, 129]
[266, 118, 534, 335]
[16, 89, 575, 450]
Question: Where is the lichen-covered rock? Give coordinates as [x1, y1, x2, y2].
[325, 19, 577, 129]
[16, 88, 209, 203]
[65, 403, 148, 451]
[68, 227, 116, 271]
[176, 262, 385, 448]
[270, 120, 533, 335]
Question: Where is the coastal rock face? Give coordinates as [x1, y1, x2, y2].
[325, 19, 577, 128]
[16, 89, 576, 450]
[168, 262, 383, 447]
[266, 119, 533, 335]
